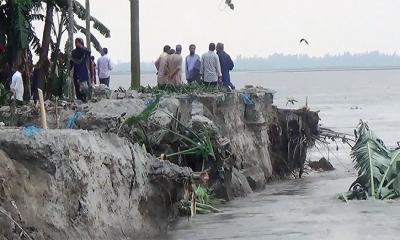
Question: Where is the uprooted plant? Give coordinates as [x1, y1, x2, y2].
[339, 121, 400, 201]
[181, 184, 223, 215]
[119, 94, 216, 166]
[160, 110, 215, 170]
[118, 94, 162, 153]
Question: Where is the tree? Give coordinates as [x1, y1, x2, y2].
[36, 0, 110, 97]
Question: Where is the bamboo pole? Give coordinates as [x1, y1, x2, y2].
[38, 89, 48, 130]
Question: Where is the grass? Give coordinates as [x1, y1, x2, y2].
[134, 83, 223, 95]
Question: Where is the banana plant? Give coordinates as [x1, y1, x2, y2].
[341, 121, 400, 201]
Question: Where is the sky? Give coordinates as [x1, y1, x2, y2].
[69, 0, 400, 62]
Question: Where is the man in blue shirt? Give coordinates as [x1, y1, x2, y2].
[185, 44, 201, 84]
[216, 43, 235, 90]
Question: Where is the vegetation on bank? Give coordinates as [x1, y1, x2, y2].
[120, 92, 227, 215]
[0, 0, 110, 98]
[340, 121, 400, 201]
[134, 83, 224, 95]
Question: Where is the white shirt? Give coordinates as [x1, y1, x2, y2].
[200, 51, 222, 82]
[97, 54, 113, 79]
[10, 71, 24, 101]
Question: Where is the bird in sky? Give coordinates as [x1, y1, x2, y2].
[286, 98, 298, 106]
[300, 38, 309, 45]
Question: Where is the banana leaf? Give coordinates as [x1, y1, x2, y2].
[121, 94, 161, 128]
[343, 121, 400, 200]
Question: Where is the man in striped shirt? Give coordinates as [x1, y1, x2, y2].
[200, 43, 222, 86]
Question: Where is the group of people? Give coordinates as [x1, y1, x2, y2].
[70, 38, 113, 102]
[155, 42, 235, 90]
[0, 37, 114, 105]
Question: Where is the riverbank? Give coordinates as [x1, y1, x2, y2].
[0, 85, 319, 239]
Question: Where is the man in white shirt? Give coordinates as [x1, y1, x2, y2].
[97, 48, 113, 87]
[10, 64, 24, 105]
[200, 43, 222, 87]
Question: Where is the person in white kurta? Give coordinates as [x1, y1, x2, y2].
[10, 65, 24, 104]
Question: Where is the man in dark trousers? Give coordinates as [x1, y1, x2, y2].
[216, 43, 235, 90]
[70, 38, 91, 102]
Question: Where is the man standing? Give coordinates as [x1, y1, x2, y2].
[97, 48, 113, 87]
[185, 44, 201, 84]
[70, 38, 91, 102]
[155, 45, 171, 71]
[10, 64, 24, 105]
[217, 43, 235, 90]
[166, 45, 183, 85]
[200, 43, 222, 87]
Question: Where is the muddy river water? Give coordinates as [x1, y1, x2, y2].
[117, 70, 400, 239]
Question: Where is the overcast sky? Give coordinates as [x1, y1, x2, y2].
[71, 0, 400, 62]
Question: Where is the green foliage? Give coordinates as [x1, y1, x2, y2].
[195, 185, 210, 205]
[135, 83, 223, 95]
[340, 121, 400, 200]
[180, 184, 223, 215]
[163, 111, 215, 162]
[71, 0, 110, 38]
[121, 94, 161, 128]
[166, 130, 215, 161]
[0, 83, 10, 106]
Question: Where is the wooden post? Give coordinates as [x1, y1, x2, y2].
[67, 0, 75, 100]
[38, 89, 48, 130]
[130, 0, 140, 88]
[191, 192, 196, 217]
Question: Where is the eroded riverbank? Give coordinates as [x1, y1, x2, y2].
[0, 86, 319, 239]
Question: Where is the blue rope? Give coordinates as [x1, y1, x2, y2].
[239, 93, 255, 106]
[22, 126, 41, 137]
[66, 112, 82, 129]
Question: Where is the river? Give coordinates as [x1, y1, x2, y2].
[112, 70, 400, 240]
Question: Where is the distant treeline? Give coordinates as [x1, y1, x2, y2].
[112, 51, 400, 74]
[234, 51, 400, 71]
